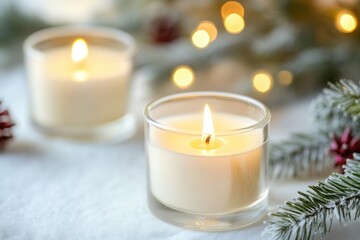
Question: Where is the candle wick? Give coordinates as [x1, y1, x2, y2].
[205, 135, 211, 145]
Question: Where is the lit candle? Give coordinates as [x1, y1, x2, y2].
[144, 92, 270, 230]
[24, 26, 135, 138]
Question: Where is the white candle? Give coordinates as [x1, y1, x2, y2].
[24, 27, 135, 134]
[29, 39, 131, 127]
[147, 105, 268, 215]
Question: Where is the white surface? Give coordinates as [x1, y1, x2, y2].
[0, 67, 359, 239]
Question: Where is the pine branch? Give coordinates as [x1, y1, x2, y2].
[270, 132, 331, 179]
[0, 5, 47, 46]
[312, 79, 360, 135]
[271, 79, 360, 179]
[264, 153, 360, 240]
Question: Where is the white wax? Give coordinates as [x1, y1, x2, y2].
[147, 113, 268, 214]
[27, 45, 132, 128]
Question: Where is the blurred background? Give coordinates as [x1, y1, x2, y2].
[1, 0, 360, 106]
[1, 2, 360, 238]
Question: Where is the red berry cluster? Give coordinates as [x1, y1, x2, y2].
[150, 15, 181, 44]
[0, 101, 15, 150]
[330, 127, 360, 172]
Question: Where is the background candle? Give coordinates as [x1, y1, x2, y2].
[144, 92, 270, 230]
[24, 26, 136, 138]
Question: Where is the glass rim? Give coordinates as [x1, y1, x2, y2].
[23, 25, 136, 59]
[144, 91, 271, 136]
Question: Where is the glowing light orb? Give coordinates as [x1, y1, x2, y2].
[221, 1, 245, 19]
[336, 11, 358, 33]
[224, 13, 245, 34]
[197, 21, 218, 42]
[192, 29, 211, 48]
[172, 66, 194, 89]
[253, 72, 272, 93]
[277, 70, 293, 86]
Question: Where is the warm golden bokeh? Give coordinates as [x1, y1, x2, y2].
[172, 66, 194, 89]
[197, 21, 218, 42]
[224, 13, 245, 34]
[253, 72, 272, 93]
[192, 29, 211, 48]
[277, 70, 293, 86]
[335, 11, 358, 33]
[221, 1, 245, 19]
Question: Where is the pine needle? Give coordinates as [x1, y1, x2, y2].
[270, 79, 360, 179]
[264, 153, 360, 240]
[312, 79, 360, 135]
[270, 132, 331, 179]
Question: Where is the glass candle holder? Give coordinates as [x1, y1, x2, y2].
[144, 92, 270, 231]
[24, 26, 136, 141]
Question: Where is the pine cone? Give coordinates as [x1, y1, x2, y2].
[0, 101, 15, 150]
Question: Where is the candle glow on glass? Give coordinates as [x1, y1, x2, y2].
[335, 11, 358, 33]
[172, 66, 194, 89]
[253, 72, 273, 93]
[72, 70, 88, 82]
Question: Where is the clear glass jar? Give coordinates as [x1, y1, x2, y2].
[144, 92, 270, 231]
[24, 26, 136, 141]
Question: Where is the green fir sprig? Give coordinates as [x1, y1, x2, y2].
[270, 79, 360, 179]
[264, 153, 360, 240]
[270, 132, 331, 179]
[312, 79, 360, 135]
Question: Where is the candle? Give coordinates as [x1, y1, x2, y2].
[24, 26, 136, 139]
[30, 37, 130, 126]
[144, 92, 270, 230]
[149, 108, 266, 214]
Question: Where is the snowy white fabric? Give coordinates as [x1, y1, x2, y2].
[0, 68, 358, 239]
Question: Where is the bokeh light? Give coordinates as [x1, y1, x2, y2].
[277, 70, 293, 86]
[335, 11, 358, 33]
[197, 21, 218, 42]
[172, 66, 194, 89]
[192, 29, 211, 48]
[253, 72, 273, 93]
[224, 13, 245, 34]
[221, 1, 245, 19]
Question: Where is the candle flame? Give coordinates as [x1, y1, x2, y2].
[202, 104, 215, 144]
[72, 38, 88, 62]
